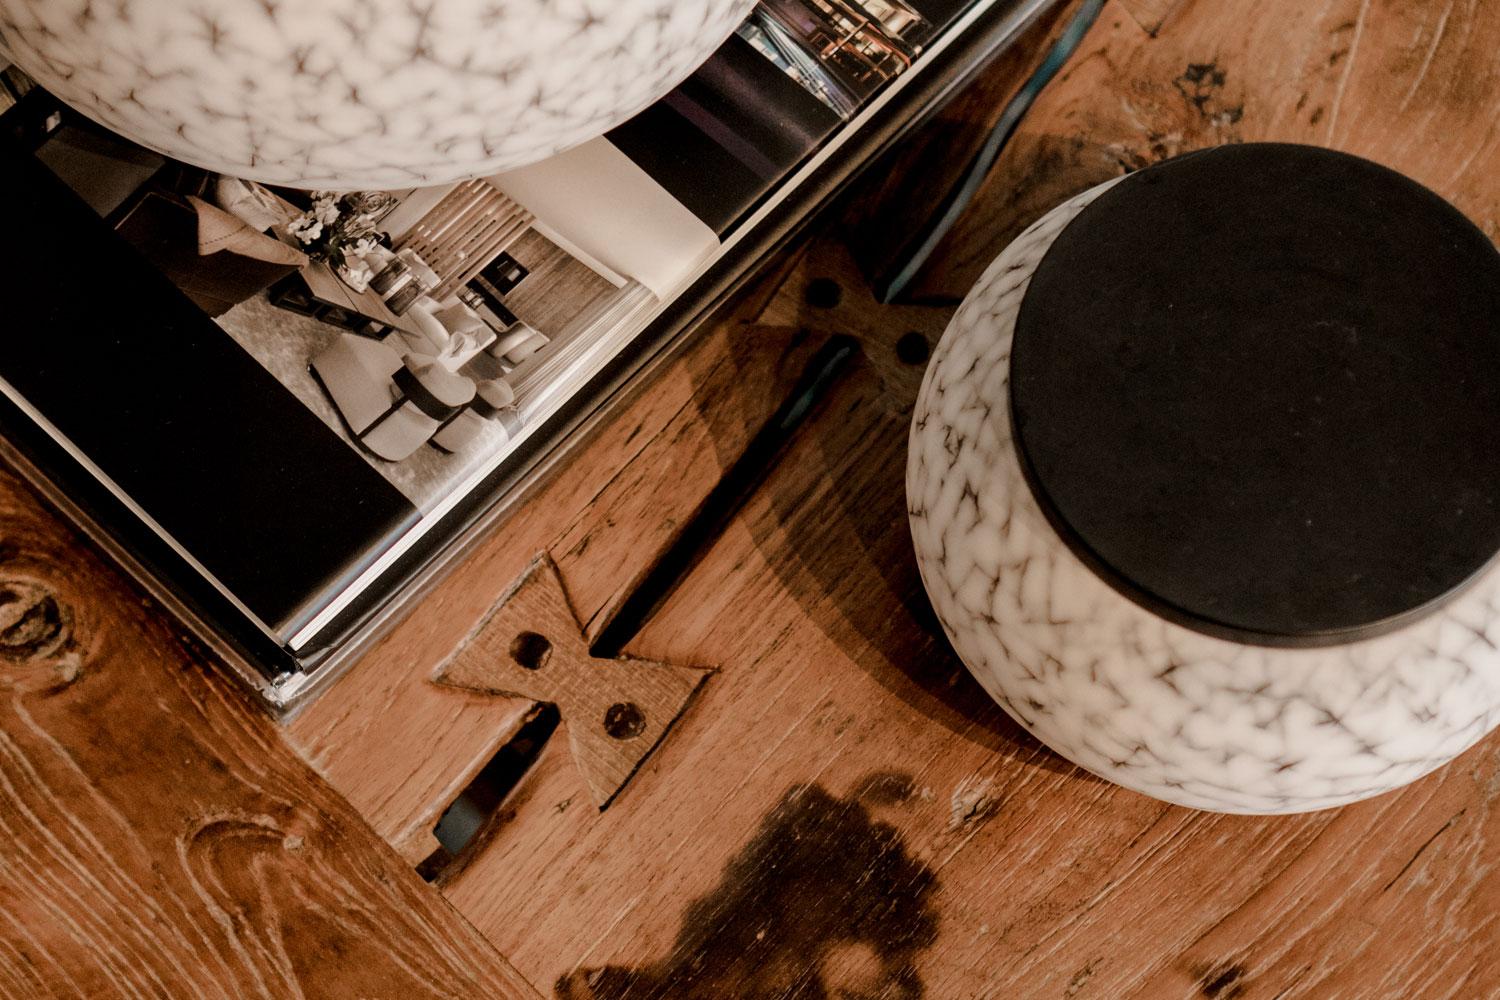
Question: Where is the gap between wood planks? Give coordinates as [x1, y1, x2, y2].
[406, 236, 964, 885]
[416, 333, 861, 877]
[282, 262, 823, 867]
[423, 1, 1500, 988]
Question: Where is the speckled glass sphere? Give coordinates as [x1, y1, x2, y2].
[908, 147, 1500, 815]
[0, 0, 755, 188]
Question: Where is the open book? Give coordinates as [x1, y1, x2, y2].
[0, 0, 1053, 712]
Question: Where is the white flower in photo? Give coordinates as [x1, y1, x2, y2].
[287, 215, 323, 244]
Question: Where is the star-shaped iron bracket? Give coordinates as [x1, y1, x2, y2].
[433, 553, 711, 808]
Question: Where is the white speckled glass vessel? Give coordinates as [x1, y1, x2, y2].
[0, 0, 755, 187]
[907, 144, 1500, 814]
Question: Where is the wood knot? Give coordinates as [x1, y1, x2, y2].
[1195, 962, 1248, 999]
[947, 775, 1000, 831]
[0, 579, 69, 661]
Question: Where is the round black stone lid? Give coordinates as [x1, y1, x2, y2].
[1009, 143, 1500, 646]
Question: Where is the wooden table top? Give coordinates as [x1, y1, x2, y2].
[299, 257, 422, 335]
[269, 188, 422, 336]
[7, 1, 1500, 997]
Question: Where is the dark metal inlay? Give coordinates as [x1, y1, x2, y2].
[509, 631, 551, 671]
[603, 701, 646, 740]
[589, 336, 857, 659]
[896, 330, 930, 365]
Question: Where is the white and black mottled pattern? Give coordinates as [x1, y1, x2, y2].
[907, 176, 1500, 814]
[0, 0, 755, 188]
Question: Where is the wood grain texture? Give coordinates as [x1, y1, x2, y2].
[856, 0, 1500, 302]
[291, 1, 1500, 997]
[433, 554, 709, 809]
[550, 321, 825, 642]
[448, 2, 1500, 995]
[0, 467, 537, 1000]
[286, 282, 819, 863]
[437, 248, 1500, 1000]
[1116, 0, 1186, 35]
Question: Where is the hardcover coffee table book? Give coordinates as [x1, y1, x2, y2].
[0, 0, 1053, 712]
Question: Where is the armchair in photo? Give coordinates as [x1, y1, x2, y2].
[310, 297, 520, 463]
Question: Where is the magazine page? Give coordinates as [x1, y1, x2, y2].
[0, 63, 692, 641]
[0, 0, 1015, 658]
[608, 0, 985, 235]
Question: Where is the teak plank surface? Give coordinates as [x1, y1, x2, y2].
[439, 248, 1500, 1000]
[287, 287, 819, 863]
[19, 0, 1496, 997]
[879, 0, 1500, 302]
[1115, 0, 1185, 36]
[0, 466, 536, 999]
[433, 554, 711, 809]
[298, 0, 1500, 996]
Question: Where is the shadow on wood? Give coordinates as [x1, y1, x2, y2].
[696, 246, 1096, 779]
[556, 777, 939, 999]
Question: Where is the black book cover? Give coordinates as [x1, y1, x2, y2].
[0, 143, 419, 631]
[607, 0, 978, 235]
